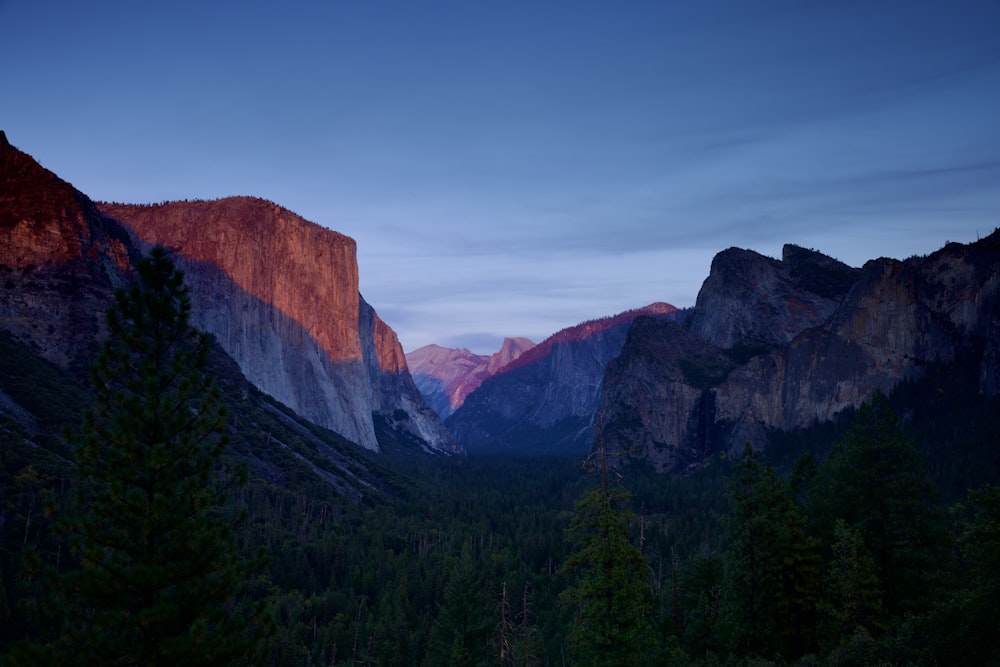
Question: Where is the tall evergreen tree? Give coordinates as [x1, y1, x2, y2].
[424, 552, 491, 667]
[818, 519, 884, 647]
[726, 444, 821, 660]
[559, 482, 655, 667]
[935, 484, 1000, 665]
[813, 391, 950, 619]
[44, 246, 257, 666]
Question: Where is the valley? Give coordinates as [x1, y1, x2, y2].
[2, 130, 1000, 665]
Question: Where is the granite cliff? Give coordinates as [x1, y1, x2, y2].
[0, 131, 456, 456]
[98, 198, 458, 454]
[445, 303, 680, 454]
[597, 237, 1000, 472]
[406, 337, 536, 418]
[0, 130, 135, 373]
[359, 297, 460, 453]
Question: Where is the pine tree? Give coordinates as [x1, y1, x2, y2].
[424, 552, 491, 667]
[726, 444, 821, 659]
[818, 519, 884, 646]
[937, 484, 1000, 665]
[559, 482, 655, 667]
[813, 391, 949, 619]
[45, 246, 257, 666]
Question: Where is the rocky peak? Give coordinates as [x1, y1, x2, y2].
[360, 299, 461, 454]
[0, 133, 134, 370]
[486, 337, 536, 374]
[504, 302, 679, 374]
[688, 246, 858, 349]
[445, 302, 681, 454]
[597, 232, 1000, 473]
[406, 337, 537, 419]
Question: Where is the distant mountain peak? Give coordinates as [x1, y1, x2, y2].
[444, 302, 682, 454]
[502, 302, 679, 374]
[406, 337, 536, 418]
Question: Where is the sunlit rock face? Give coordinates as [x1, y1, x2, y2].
[445, 303, 681, 454]
[598, 235, 1000, 473]
[0, 131, 135, 372]
[98, 198, 457, 454]
[406, 337, 536, 419]
[1, 131, 455, 456]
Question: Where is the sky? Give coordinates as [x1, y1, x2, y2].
[3, 1, 1000, 354]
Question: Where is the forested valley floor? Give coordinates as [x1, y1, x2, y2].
[3, 333, 999, 666]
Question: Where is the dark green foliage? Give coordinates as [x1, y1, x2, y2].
[785, 247, 860, 300]
[39, 247, 259, 666]
[812, 392, 950, 619]
[675, 551, 726, 657]
[4, 272, 1000, 666]
[677, 353, 736, 390]
[891, 352, 1000, 502]
[559, 483, 656, 667]
[818, 519, 884, 646]
[424, 551, 491, 667]
[0, 330, 89, 444]
[928, 484, 1000, 666]
[726, 445, 821, 660]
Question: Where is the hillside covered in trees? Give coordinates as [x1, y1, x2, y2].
[2, 249, 999, 665]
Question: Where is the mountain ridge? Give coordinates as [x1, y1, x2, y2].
[445, 302, 682, 454]
[597, 234, 1000, 472]
[406, 336, 536, 418]
[1, 131, 457, 458]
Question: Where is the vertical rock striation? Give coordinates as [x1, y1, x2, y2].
[360, 297, 461, 453]
[598, 236, 1000, 472]
[99, 198, 457, 453]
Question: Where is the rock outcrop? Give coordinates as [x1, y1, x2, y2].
[360, 297, 462, 453]
[0, 131, 135, 372]
[1, 130, 454, 502]
[99, 198, 458, 454]
[0, 131, 455, 455]
[688, 245, 860, 349]
[445, 303, 680, 454]
[597, 237, 1000, 472]
[406, 337, 536, 418]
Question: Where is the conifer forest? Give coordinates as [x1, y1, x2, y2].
[2, 250, 1000, 666]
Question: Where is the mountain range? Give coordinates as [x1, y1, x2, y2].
[444, 302, 682, 454]
[405, 337, 536, 418]
[3, 129, 999, 481]
[598, 239, 1000, 472]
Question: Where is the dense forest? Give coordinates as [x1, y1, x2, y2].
[2, 252, 1000, 665]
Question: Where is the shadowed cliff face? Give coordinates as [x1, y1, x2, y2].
[598, 235, 1000, 473]
[688, 244, 859, 350]
[99, 199, 458, 454]
[1, 131, 454, 455]
[360, 297, 461, 454]
[445, 303, 681, 454]
[0, 132, 135, 372]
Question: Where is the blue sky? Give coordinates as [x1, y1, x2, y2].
[3, 1, 999, 354]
